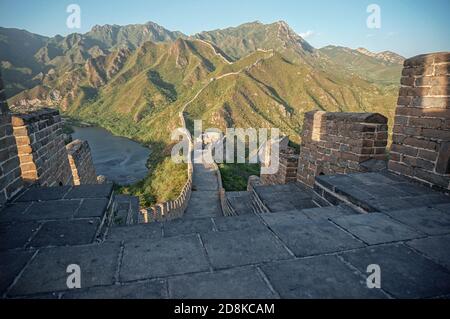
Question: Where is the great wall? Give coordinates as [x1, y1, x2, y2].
[0, 52, 449, 299]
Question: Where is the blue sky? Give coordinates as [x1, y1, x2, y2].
[0, 0, 449, 57]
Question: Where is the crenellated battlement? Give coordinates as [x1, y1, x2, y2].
[296, 111, 388, 187]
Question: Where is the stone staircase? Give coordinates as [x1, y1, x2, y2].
[111, 195, 142, 226]
[225, 191, 253, 215]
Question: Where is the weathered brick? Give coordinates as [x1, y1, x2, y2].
[408, 117, 442, 129]
[403, 137, 438, 151]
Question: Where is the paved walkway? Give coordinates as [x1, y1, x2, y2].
[1, 172, 450, 299]
[184, 161, 223, 219]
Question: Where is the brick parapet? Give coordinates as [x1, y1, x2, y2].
[297, 111, 388, 187]
[11, 108, 73, 187]
[389, 52, 450, 190]
[66, 139, 98, 185]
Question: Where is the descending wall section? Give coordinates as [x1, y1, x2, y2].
[389, 52, 450, 190]
[297, 111, 388, 187]
[66, 139, 98, 185]
[0, 73, 23, 204]
[12, 108, 73, 187]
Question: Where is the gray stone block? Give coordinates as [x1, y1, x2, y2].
[339, 244, 450, 298]
[107, 222, 162, 242]
[213, 214, 265, 232]
[407, 235, 450, 270]
[9, 243, 120, 296]
[201, 228, 292, 269]
[301, 205, 359, 221]
[0, 222, 40, 250]
[0, 202, 33, 223]
[261, 255, 387, 299]
[332, 213, 423, 245]
[15, 186, 72, 202]
[384, 207, 450, 236]
[0, 250, 34, 294]
[120, 235, 209, 281]
[24, 200, 81, 221]
[264, 213, 365, 257]
[163, 218, 214, 237]
[184, 191, 222, 219]
[75, 198, 109, 218]
[432, 203, 450, 214]
[29, 219, 100, 248]
[64, 184, 113, 199]
[169, 267, 278, 299]
[62, 280, 167, 299]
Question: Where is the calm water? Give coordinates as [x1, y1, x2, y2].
[71, 126, 151, 185]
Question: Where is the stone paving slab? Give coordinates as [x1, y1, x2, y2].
[62, 280, 167, 299]
[405, 194, 450, 207]
[106, 223, 163, 242]
[433, 203, 450, 213]
[28, 219, 100, 248]
[364, 197, 421, 213]
[263, 212, 365, 257]
[0, 250, 35, 295]
[384, 207, 450, 236]
[0, 202, 33, 223]
[24, 200, 82, 221]
[212, 214, 266, 232]
[184, 191, 222, 219]
[407, 235, 450, 270]
[168, 267, 278, 299]
[391, 183, 438, 196]
[356, 184, 411, 199]
[120, 234, 210, 282]
[226, 191, 254, 215]
[9, 243, 120, 297]
[301, 205, 358, 221]
[163, 218, 214, 237]
[0, 222, 40, 251]
[261, 255, 387, 299]
[348, 172, 406, 185]
[15, 186, 72, 202]
[64, 184, 113, 199]
[339, 244, 450, 299]
[201, 228, 292, 270]
[332, 213, 424, 245]
[75, 199, 109, 218]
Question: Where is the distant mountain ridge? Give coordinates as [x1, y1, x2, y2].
[1, 20, 403, 149]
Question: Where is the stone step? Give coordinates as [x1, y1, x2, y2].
[112, 195, 141, 227]
[226, 191, 253, 215]
[250, 183, 324, 213]
[314, 172, 450, 213]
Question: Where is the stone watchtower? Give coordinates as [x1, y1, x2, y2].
[389, 52, 450, 190]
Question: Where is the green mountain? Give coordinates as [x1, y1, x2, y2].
[318, 45, 404, 85]
[193, 21, 315, 63]
[0, 22, 185, 98]
[1, 20, 404, 204]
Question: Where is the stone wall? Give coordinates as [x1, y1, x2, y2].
[0, 73, 23, 204]
[66, 139, 98, 185]
[12, 108, 73, 187]
[297, 111, 388, 187]
[389, 52, 450, 190]
[261, 148, 299, 185]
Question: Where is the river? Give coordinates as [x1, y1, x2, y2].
[71, 126, 151, 185]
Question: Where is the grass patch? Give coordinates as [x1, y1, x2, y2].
[118, 143, 187, 207]
[219, 163, 260, 191]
